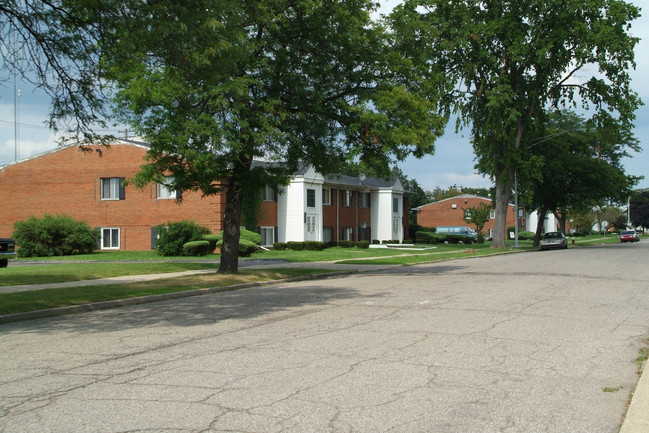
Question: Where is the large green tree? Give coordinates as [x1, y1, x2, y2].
[630, 190, 649, 230]
[103, 0, 445, 272]
[517, 111, 639, 244]
[390, 0, 641, 248]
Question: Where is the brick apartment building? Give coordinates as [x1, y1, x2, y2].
[0, 140, 409, 250]
[414, 194, 523, 238]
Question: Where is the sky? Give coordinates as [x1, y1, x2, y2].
[1, 0, 647, 192]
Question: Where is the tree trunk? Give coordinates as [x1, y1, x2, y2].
[219, 176, 243, 274]
[533, 207, 548, 247]
[492, 170, 514, 248]
[555, 209, 567, 234]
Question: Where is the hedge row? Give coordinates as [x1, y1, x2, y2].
[273, 240, 370, 250]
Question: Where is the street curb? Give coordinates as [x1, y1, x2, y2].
[620, 359, 649, 433]
[0, 270, 356, 324]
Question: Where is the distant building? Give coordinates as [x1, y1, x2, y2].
[413, 194, 523, 238]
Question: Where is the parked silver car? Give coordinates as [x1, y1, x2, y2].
[540, 232, 568, 250]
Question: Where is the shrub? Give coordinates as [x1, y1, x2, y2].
[446, 234, 475, 244]
[338, 240, 355, 248]
[182, 240, 212, 256]
[201, 234, 220, 252]
[416, 231, 444, 244]
[240, 228, 262, 245]
[518, 231, 536, 241]
[402, 238, 413, 244]
[372, 239, 380, 244]
[13, 214, 97, 257]
[156, 220, 210, 256]
[356, 240, 370, 249]
[273, 242, 288, 250]
[216, 239, 258, 256]
[287, 241, 305, 251]
[238, 240, 258, 257]
[304, 241, 326, 251]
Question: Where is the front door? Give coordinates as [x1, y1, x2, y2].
[305, 213, 318, 241]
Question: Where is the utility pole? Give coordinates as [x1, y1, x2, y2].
[13, 58, 21, 161]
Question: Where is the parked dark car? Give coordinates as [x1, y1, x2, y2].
[619, 230, 640, 243]
[540, 232, 568, 250]
[0, 238, 17, 267]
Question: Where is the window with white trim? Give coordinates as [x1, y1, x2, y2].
[101, 228, 120, 249]
[489, 210, 496, 219]
[260, 227, 274, 246]
[343, 190, 353, 207]
[100, 177, 125, 200]
[261, 185, 276, 201]
[322, 188, 332, 206]
[393, 197, 399, 213]
[359, 192, 370, 208]
[157, 176, 177, 199]
[306, 189, 316, 208]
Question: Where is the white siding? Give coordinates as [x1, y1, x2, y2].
[277, 166, 324, 243]
[372, 189, 399, 242]
[277, 181, 305, 242]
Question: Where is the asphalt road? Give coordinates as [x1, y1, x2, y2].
[1, 241, 648, 432]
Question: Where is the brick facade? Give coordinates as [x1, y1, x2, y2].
[415, 195, 521, 235]
[0, 142, 225, 250]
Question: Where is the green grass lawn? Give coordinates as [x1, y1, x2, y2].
[0, 234, 626, 318]
[0, 268, 329, 316]
[1, 262, 219, 287]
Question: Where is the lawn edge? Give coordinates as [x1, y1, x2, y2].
[0, 270, 356, 324]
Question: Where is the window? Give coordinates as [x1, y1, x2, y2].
[322, 188, 332, 206]
[323, 227, 333, 243]
[359, 192, 370, 208]
[489, 210, 496, 219]
[101, 228, 120, 250]
[260, 227, 274, 246]
[306, 189, 316, 208]
[100, 177, 125, 200]
[393, 197, 399, 213]
[344, 190, 354, 207]
[157, 176, 178, 199]
[464, 209, 472, 221]
[343, 227, 354, 241]
[261, 185, 276, 201]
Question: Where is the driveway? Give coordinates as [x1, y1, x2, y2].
[1, 242, 648, 432]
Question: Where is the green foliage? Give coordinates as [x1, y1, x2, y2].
[518, 231, 536, 241]
[13, 214, 97, 257]
[216, 229, 261, 246]
[238, 240, 258, 257]
[201, 234, 220, 252]
[630, 191, 649, 229]
[273, 242, 289, 250]
[156, 220, 210, 257]
[217, 239, 258, 257]
[182, 240, 212, 256]
[103, 0, 446, 272]
[287, 241, 305, 251]
[463, 202, 492, 235]
[338, 240, 356, 248]
[391, 0, 641, 247]
[242, 187, 263, 231]
[304, 241, 326, 251]
[357, 240, 370, 249]
[416, 231, 446, 244]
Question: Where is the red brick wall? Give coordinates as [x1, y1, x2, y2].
[258, 200, 278, 227]
[0, 143, 226, 250]
[416, 196, 519, 233]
